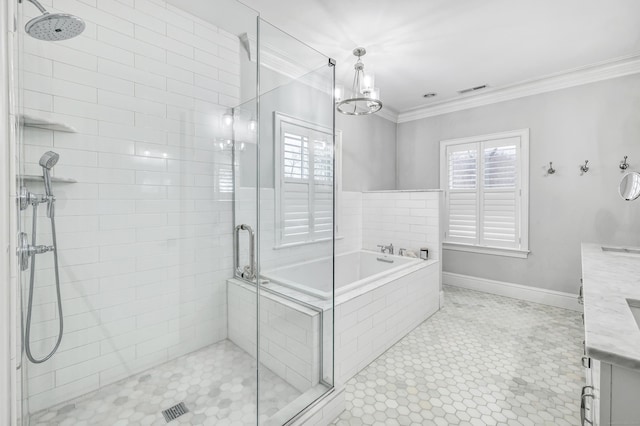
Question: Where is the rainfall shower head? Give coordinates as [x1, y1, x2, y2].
[39, 151, 60, 170]
[24, 0, 85, 41]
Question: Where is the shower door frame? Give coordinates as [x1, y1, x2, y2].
[1, 0, 14, 424]
[3, 0, 23, 424]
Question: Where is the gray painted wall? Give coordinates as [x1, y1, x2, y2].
[396, 74, 640, 294]
[337, 113, 397, 191]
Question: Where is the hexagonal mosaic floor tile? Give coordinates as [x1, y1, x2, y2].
[332, 286, 583, 426]
[30, 340, 300, 425]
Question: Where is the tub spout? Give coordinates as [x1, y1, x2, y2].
[377, 243, 394, 254]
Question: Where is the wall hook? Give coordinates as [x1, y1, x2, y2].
[547, 162, 556, 175]
[620, 155, 629, 170]
[580, 160, 589, 174]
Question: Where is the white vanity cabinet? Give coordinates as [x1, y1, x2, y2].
[580, 243, 640, 426]
[582, 356, 640, 426]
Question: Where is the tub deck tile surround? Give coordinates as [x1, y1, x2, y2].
[333, 286, 583, 426]
[334, 260, 440, 385]
[227, 279, 322, 393]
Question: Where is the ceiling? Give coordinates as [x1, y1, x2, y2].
[238, 0, 640, 114]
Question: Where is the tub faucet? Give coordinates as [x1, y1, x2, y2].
[377, 243, 394, 254]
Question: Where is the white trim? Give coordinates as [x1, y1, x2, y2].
[443, 243, 529, 259]
[374, 106, 399, 123]
[443, 272, 582, 312]
[440, 128, 529, 255]
[439, 127, 529, 147]
[397, 53, 640, 123]
[274, 112, 341, 248]
[241, 32, 332, 93]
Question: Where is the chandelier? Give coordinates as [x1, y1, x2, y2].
[336, 47, 383, 116]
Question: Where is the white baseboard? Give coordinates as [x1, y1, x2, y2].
[443, 272, 582, 312]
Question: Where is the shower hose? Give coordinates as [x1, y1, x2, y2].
[24, 202, 63, 364]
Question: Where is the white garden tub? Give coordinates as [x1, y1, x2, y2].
[261, 250, 426, 300]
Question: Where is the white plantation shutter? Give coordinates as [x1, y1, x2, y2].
[448, 192, 478, 243]
[443, 131, 528, 252]
[313, 139, 334, 239]
[283, 132, 309, 180]
[446, 144, 478, 244]
[481, 140, 519, 247]
[276, 114, 336, 246]
[281, 130, 311, 243]
[214, 151, 234, 194]
[282, 182, 310, 242]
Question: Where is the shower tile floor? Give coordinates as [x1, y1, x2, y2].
[333, 285, 584, 426]
[30, 340, 300, 426]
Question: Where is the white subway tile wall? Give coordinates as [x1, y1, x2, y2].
[227, 280, 320, 393]
[334, 261, 440, 385]
[362, 191, 442, 261]
[20, 0, 241, 411]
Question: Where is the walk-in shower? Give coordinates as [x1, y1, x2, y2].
[10, 0, 335, 424]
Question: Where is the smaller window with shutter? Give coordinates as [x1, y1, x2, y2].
[440, 129, 529, 257]
[275, 113, 340, 247]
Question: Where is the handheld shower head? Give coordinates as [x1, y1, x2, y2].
[39, 151, 59, 217]
[24, 0, 85, 41]
[39, 151, 59, 170]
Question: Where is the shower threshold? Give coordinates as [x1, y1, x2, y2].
[29, 340, 301, 425]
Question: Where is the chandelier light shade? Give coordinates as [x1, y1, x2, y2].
[336, 47, 383, 116]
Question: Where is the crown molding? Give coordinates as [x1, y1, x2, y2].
[374, 106, 399, 123]
[397, 54, 640, 123]
[241, 33, 313, 82]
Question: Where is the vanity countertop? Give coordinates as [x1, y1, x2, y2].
[582, 243, 640, 370]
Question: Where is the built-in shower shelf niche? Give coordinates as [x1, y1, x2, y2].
[20, 114, 77, 133]
[21, 175, 77, 184]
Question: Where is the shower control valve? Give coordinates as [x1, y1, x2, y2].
[17, 186, 48, 210]
[16, 232, 54, 271]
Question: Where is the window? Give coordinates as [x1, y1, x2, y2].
[275, 113, 340, 247]
[440, 129, 529, 258]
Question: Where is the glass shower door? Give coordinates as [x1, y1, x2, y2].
[257, 19, 336, 424]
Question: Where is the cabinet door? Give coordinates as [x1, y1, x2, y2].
[591, 359, 601, 426]
[610, 364, 640, 425]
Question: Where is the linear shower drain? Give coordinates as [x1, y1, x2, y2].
[162, 402, 189, 422]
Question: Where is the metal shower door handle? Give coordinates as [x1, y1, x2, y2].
[234, 224, 255, 280]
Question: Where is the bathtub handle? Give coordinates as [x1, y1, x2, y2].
[234, 224, 256, 280]
[376, 257, 394, 263]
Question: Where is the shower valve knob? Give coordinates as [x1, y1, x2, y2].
[17, 187, 47, 210]
[32, 245, 55, 255]
[17, 232, 54, 271]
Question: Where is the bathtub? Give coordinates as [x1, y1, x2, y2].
[262, 250, 427, 300]
[263, 249, 441, 385]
